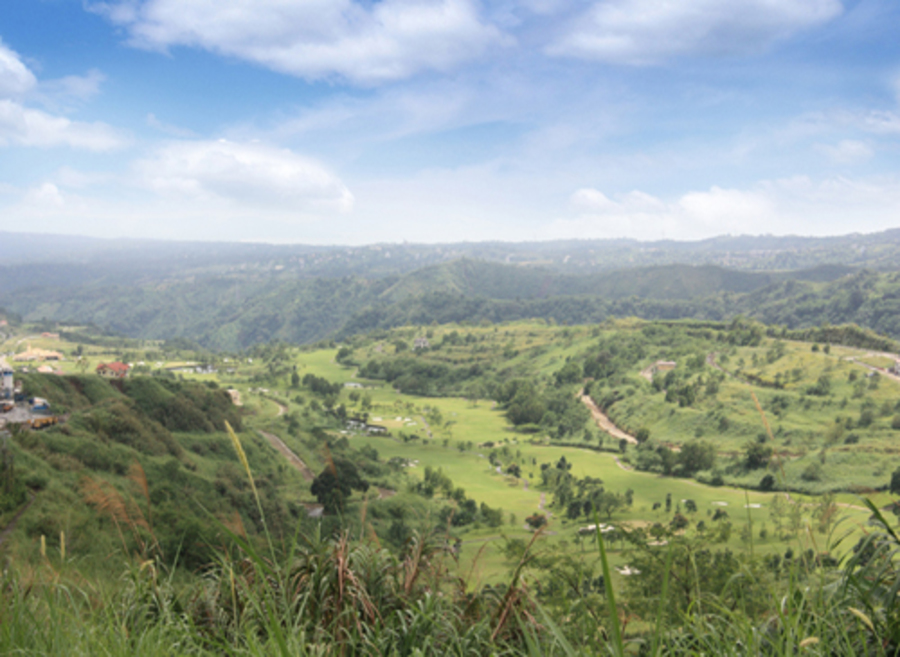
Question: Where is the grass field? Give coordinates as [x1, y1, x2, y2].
[0, 321, 892, 586]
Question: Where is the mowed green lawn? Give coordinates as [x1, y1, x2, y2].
[226, 346, 877, 585]
[352, 413, 875, 585]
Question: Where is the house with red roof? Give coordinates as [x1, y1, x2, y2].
[96, 362, 130, 378]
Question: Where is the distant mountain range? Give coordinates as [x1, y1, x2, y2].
[0, 228, 898, 350]
[2, 227, 900, 278]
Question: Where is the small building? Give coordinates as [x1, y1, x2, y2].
[40, 332, 60, 340]
[413, 337, 430, 350]
[1, 360, 13, 400]
[652, 360, 677, 374]
[31, 397, 50, 412]
[346, 417, 388, 435]
[96, 362, 130, 378]
[13, 345, 64, 362]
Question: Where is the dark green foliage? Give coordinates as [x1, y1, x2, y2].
[678, 440, 716, 475]
[744, 441, 773, 470]
[525, 513, 547, 529]
[806, 374, 832, 396]
[554, 361, 582, 385]
[302, 373, 342, 397]
[890, 467, 900, 496]
[311, 458, 370, 514]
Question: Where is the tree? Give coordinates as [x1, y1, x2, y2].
[635, 427, 650, 443]
[678, 440, 716, 475]
[525, 513, 547, 530]
[310, 459, 369, 514]
[890, 467, 900, 496]
[671, 513, 689, 530]
[744, 442, 773, 470]
[759, 473, 776, 491]
[554, 361, 582, 386]
[595, 491, 624, 520]
[507, 463, 522, 478]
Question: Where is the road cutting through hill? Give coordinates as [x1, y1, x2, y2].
[258, 430, 315, 482]
[578, 389, 638, 445]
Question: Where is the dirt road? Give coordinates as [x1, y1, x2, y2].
[578, 390, 637, 445]
[847, 356, 900, 385]
[258, 430, 315, 482]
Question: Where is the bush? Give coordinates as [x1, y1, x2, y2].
[801, 462, 823, 482]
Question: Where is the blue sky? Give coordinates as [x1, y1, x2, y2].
[1, 0, 899, 244]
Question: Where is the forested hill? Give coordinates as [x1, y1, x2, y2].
[2, 252, 899, 350]
[378, 259, 853, 302]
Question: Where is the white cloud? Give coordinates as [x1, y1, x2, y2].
[55, 166, 114, 189]
[0, 40, 37, 98]
[549, 0, 842, 64]
[34, 70, 106, 107]
[91, 0, 506, 84]
[0, 100, 127, 150]
[559, 175, 900, 240]
[134, 139, 353, 213]
[0, 40, 123, 151]
[22, 182, 66, 211]
[815, 139, 873, 165]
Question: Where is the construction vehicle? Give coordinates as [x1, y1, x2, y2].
[28, 416, 58, 430]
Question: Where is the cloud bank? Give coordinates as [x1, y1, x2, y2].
[549, 0, 842, 64]
[563, 175, 900, 239]
[92, 0, 505, 84]
[135, 139, 353, 213]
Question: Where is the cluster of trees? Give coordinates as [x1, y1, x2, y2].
[633, 439, 717, 477]
[410, 466, 506, 528]
[540, 456, 634, 521]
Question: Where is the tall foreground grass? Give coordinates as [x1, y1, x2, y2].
[2, 424, 900, 655]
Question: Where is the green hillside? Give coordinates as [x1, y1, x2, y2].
[2, 319, 900, 654]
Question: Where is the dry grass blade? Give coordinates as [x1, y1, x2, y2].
[80, 475, 150, 555]
[492, 527, 542, 642]
[128, 461, 152, 530]
[225, 421, 258, 502]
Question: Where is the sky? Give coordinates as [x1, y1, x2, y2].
[1, 0, 899, 245]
